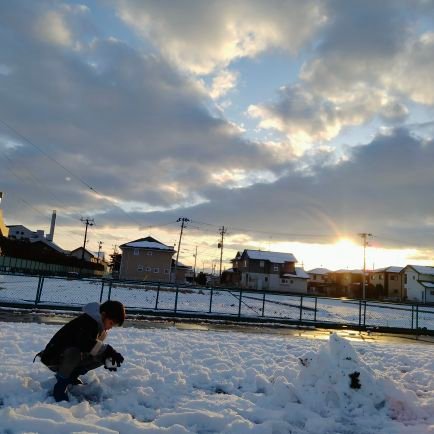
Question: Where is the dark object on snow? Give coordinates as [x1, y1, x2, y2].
[349, 371, 361, 389]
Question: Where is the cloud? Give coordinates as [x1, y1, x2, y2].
[132, 128, 434, 250]
[114, 0, 326, 74]
[0, 0, 280, 229]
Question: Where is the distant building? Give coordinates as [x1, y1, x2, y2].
[307, 268, 331, 294]
[172, 259, 193, 284]
[228, 249, 308, 293]
[69, 247, 98, 263]
[368, 266, 404, 300]
[328, 269, 364, 298]
[402, 265, 434, 303]
[119, 236, 175, 282]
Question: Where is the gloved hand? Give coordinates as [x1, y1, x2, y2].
[103, 345, 124, 371]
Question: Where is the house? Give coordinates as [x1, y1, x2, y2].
[307, 268, 331, 294]
[69, 247, 98, 263]
[119, 236, 175, 282]
[369, 266, 404, 300]
[327, 269, 364, 298]
[402, 265, 434, 303]
[230, 249, 308, 293]
[172, 259, 193, 284]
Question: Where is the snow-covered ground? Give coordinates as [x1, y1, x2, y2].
[0, 321, 433, 433]
[1, 274, 433, 331]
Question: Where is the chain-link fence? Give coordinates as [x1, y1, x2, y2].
[0, 271, 433, 333]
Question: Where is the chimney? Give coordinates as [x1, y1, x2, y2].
[47, 210, 57, 242]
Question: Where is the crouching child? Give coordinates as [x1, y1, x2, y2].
[36, 300, 126, 402]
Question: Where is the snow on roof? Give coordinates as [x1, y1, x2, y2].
[245, 250, 297, 263]
[120, 236, 174, 251]
[420, 281, 434, 288]
[406, 265, 434, 276]
[372, 266, 403, 273]
[282, 267, 310, 279]
[308, 267, 331, 275]
[334, 269, 363, 274]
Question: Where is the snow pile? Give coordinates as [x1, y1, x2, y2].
[0, 322, 433, 433]
[294, 333, 426, 421]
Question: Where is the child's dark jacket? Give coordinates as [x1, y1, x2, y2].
[41, 302, 107, 364]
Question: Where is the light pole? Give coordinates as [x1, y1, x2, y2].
[173, 217, 190, 283]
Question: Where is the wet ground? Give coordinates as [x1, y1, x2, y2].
[1, 307, 433, 345]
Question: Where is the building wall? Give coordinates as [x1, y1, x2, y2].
[120, 248, 173, 281]
[240, 271, 307, 293]
[405, 269, 425, 301]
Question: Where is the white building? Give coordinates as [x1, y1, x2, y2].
[402, 265, 434, 303]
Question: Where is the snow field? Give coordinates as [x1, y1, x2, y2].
[0, 321, 433, 433]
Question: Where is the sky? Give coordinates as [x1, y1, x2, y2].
[1, 0, 434, 271]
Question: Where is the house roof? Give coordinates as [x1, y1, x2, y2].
[372, 266, 403, 273]
[420, 281, 434, 288]
[282, 267, 310, 279]
[334, 269, 363, 274]
[70, 246, 95, 257]
[30, 238, 65, 254]
[243, 249, 297, 263]
[120, 236, 175, 251]
[307, 267, 331, 275]
[405, 265, 434, 276]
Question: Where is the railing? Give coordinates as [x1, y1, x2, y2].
[0, 271, 433, 334]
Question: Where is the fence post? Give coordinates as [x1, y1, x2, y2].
[314, 297, 317, 322]
[209, 288, 214, 313]
[174, 286, 179, 313]
[411, 305, 414, 329]
[34, 276, 43, 306]
[358, 300, 362, 326]
[99, 281, 105, 302]
[107, 281, 113, 300]
[155, 283, 160, 310]
[299, 296, 303, 322]
[238, 290, 242, 317]
[416, 304, 419, 329]
[363, 301, 367, 327]
[262, 292, 266, 317]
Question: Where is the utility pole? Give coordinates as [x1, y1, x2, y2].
[173, 217, 190, 283]
[218, 226, 226, 283]
[80, 217, 94, 260]
[193, 246, 198, 280]
[359, 233, 372, 299]
[97, 241, 103, 263]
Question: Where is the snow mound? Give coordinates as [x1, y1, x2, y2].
[294, 333, 425, 422]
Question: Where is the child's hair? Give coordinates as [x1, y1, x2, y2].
[100, 300, 126, 326]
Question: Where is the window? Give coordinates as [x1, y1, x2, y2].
[413, 276, 415, 280]
[137, 265, 143, 271]
[404, 274, 407, 284]
[146, 267, 152, 272]
[273, 265, 279, 271]
[133, 249, 139, 256]
[153, 268, 159, 273]
[390, 275, 395, 281]
[290, 279, 294, 284]
[260, 261, 264, 268]
[147, 251, 153, 256]
[244, 260, 247, 267]
[281, 279, 288, 284]
[164, 269, 170, 274]
[379, 275, 383, 280]
[431, 291, 434, 296]
[265, 276, 268, 282]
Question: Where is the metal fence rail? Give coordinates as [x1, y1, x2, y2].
[0, 271, 433, 334]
